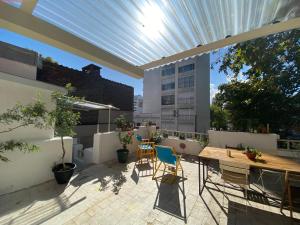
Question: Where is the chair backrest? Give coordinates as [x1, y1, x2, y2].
[287, 172, 300, 187]
[136, 135, 142, 142]
[155, 145, 177, 165]
[219, 160, 250, 186]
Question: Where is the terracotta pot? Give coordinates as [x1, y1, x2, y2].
[246, 152, 256, 160]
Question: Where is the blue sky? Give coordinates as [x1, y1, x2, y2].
[0, 29, 228, 100]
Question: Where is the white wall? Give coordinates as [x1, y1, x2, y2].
[143, 69, 161, 114]
[0, 73, 72, 195]
[93, 131, 138, 164]
[0, 72, 63, 141]
[0, 57, 37, 80]
[0, 137, 73, 195]
[162, 137, 203, 155]
[208, 130, 279, 154]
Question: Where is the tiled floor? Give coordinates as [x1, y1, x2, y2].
[0, 155, 299, 225]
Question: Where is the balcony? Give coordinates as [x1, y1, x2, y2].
[1, 0, 300, 224]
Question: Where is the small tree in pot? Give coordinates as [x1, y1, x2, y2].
[0, 98, 48, 162]
[114, 115, 130, 131]
[117, 131, 133, 163]
[48, 84, 81, 184]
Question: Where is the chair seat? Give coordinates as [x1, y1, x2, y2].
[138, 144, 153, 150]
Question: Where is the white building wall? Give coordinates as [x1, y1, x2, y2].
[143, 54, 210, 132]
[143, 68, 161, 114]
[0, 57, 37, 80]
[0, 71, 72, 195]
[195, 54, 210, 133]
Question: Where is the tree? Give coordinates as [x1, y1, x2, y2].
[0, 99, 48, 161]
[213, 29, 300, 132]
[48, 84, 81, 167]
[210, 103, 229, 130]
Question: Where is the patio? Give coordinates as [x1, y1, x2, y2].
[1, 155, 299, 225]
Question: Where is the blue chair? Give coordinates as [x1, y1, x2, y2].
[135, 135, 155, 170]
[153, 145, 183, 180]
[136, 134, 149, 143]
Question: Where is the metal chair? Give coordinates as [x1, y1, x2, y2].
[219, 160, 250, 213]
[280, 171, 300, 218]
[257, 169, 283, 195]
[152, 145, 183, 181]
[135, 135, 155, 170]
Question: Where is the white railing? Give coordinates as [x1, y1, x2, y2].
[159, 129, 208, 142]
[277, 139, 300, 151]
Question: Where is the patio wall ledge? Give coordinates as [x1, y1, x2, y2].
[0, 137, 72, 195]
[208, 130, 279, 154]
[161, 137, 203, 155]
[93, 131, 139, 164]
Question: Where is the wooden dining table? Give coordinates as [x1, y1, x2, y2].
[198, 146, 300, 195]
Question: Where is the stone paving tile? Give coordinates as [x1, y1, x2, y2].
[0, 155, 300, 225]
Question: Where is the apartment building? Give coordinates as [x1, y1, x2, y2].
[133, 95, 143, 113]
[143, 54, 210, 133]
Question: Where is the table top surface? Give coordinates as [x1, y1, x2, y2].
[199, 146, 300, 173]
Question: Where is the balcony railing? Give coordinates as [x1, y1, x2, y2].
[277, 139, 300, 151]
[159, 129, 208, 142]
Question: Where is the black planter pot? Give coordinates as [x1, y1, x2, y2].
[52, 163, 76, 184]
[117, 149, 129, 163]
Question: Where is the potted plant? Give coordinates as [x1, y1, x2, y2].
[150, 131, 162, 144]
[179, 133, 186, 140]
[114, 115, 130, 131]
[0, 98, 48, 162]
[117, 131, 133, 163]
[244, 147, 262, 160]
[49, 84, 81, 184]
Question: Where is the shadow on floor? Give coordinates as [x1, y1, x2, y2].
[153, 172, 187, 223]
[0, 181, 85, 225]
[228, 201, 300, 225]
[70, 159, 128, 195]
[131, 161, 153, 184]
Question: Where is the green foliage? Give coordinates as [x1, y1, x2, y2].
[213, 30, 300, 132]
[0, 99, 48, 132]
[150, 131, 162, 144]
[49, 84, 81, 138]
[118, 131, 133, 149]
[245, 147, 262, 159]
[197, 135, 208, 148]
[43, 56, 58, 64]
[114, 115, 130, 131]
[48, 84, 81, 165]
[210, 103, 229, 130]
[0, 98, 48, 162]
[0, 141, 39, 162]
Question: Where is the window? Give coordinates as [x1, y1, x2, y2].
[178, 97, 194, 104]
[162, 82, 175, 91]
[178, 63, 194, 73]
[161, 95, 175, 105]
[178, 76, 194, 88]
[161, 66, 175, 77]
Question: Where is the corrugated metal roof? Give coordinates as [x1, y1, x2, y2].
[32, 0, 300, 67]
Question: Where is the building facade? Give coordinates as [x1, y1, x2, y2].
[0, 41, 134, 148]
[133, 95, 143, 113]
[143, 54, 210, 133]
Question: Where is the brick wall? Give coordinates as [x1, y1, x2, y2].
[37, 61, 133, 125]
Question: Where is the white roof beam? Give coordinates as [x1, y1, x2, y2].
[141, 17, 300, 70]
[20, 0, 38, 14]
[0, 2, 144, 78]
